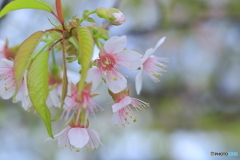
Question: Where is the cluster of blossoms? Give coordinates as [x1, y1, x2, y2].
[0, 0, 168, 151]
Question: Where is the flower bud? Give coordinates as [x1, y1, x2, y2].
[96, 7, 126, 26]
[109, 9, 126, 25]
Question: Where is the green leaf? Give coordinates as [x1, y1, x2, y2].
[14, 31, 44, 93]
[0, 0, 53, 18]
[86, 17, 95, 23]
[82, 10, 89, 19]
[27, 50, 53, 138]
[77, 26, 94, 97]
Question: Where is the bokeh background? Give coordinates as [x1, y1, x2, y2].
[0, 0, 240, 160]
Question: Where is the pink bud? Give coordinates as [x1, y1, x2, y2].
[110, 11, 126, 25]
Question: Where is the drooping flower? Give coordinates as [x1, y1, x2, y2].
[87, 36, 142, 93]
[0, 58, 32, 110]
[62, 83, 102, 122]
[0, 59, 16, 99]
[47, 126, 102, 150]
[109, 89, 149, 127]
[14, 72, 32, 110]
[135, 37, 169, 94]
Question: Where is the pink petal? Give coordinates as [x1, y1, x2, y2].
[142, 37, 166, 62]
[135, 69, 143, 95]
[115, 50, 142, 70]
[86, 67, 103, 91]
[142, 48, 154, 63]
[0, 58, 13, 67]
[68, 128, 89, 148]
[105, 71, 127, 93]
[45, 126, 70, 142]
[87, 128, 101, 149]
[112, 96, 132, 112]
[104, 36, 126, 54]
[153, 37, 166, 52]
[0, 87, 14, 99]
[66, 70, 80, 84]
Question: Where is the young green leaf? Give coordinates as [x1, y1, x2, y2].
[77, 26, 94, 97]
[0, 0, 53, 18]
[86, 17, 95, 23]
[14, 31, 44, 94]
[27, 50, 53, 138]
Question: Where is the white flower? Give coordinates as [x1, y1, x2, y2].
[87, 36, 141, 93]
[136, 37, 168, 94]
[47, 126, 103, 150]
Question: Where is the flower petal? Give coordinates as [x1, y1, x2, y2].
[115, 50, 142, 70]
[105, 71, 127, 93]
[135, 69, 143, 95]
[142, 37, 166, 62]
[86, 67, 103, 91]
[104, 36, 126, 54]
[153, 37, 166, 53]
[68, 128, 89, 148]
[112, 96, 132, 112]
[87, 128, 101, 149]
[0, 58, 13, 67]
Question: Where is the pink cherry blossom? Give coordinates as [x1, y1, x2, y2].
[86, 36, 142, 93]
[111, 90, 149, 127]
[47, 126, 103, 150]
[62, 83, 102, 122]
[135, 37, 169, 94]
[0, 59, 16, 99]
[111, 11, 126, 25]
[0, 59, 32, 110]
[46, 84, 62, 108]
[14, 72, 32, 110]
[47, 70, 80, 108]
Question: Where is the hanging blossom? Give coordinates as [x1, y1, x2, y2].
[109, 89, 149, 127]
[0, 59, 32, 110]
[61, 82, 102, 122]
[0, 59, 16, 99]
[0, 58, 66, 110]
[47, 125, 103, 150]
[47, 79, 62, 108]
[47, 70, 80, 108]
[86, 36, 142, 93]
[135, 37, 169, 94]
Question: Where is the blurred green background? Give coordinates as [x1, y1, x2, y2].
[0, 0, 240, 159]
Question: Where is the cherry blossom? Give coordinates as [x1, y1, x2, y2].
[110, 89, 149, 127]
[136, 37, 169, 94]
[48, 126, 102, 150]
[62, 83, 102, 122]
[0, 59, 16, 99]
[87, 36, 142, 93]
[0, 59, 32, 110]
